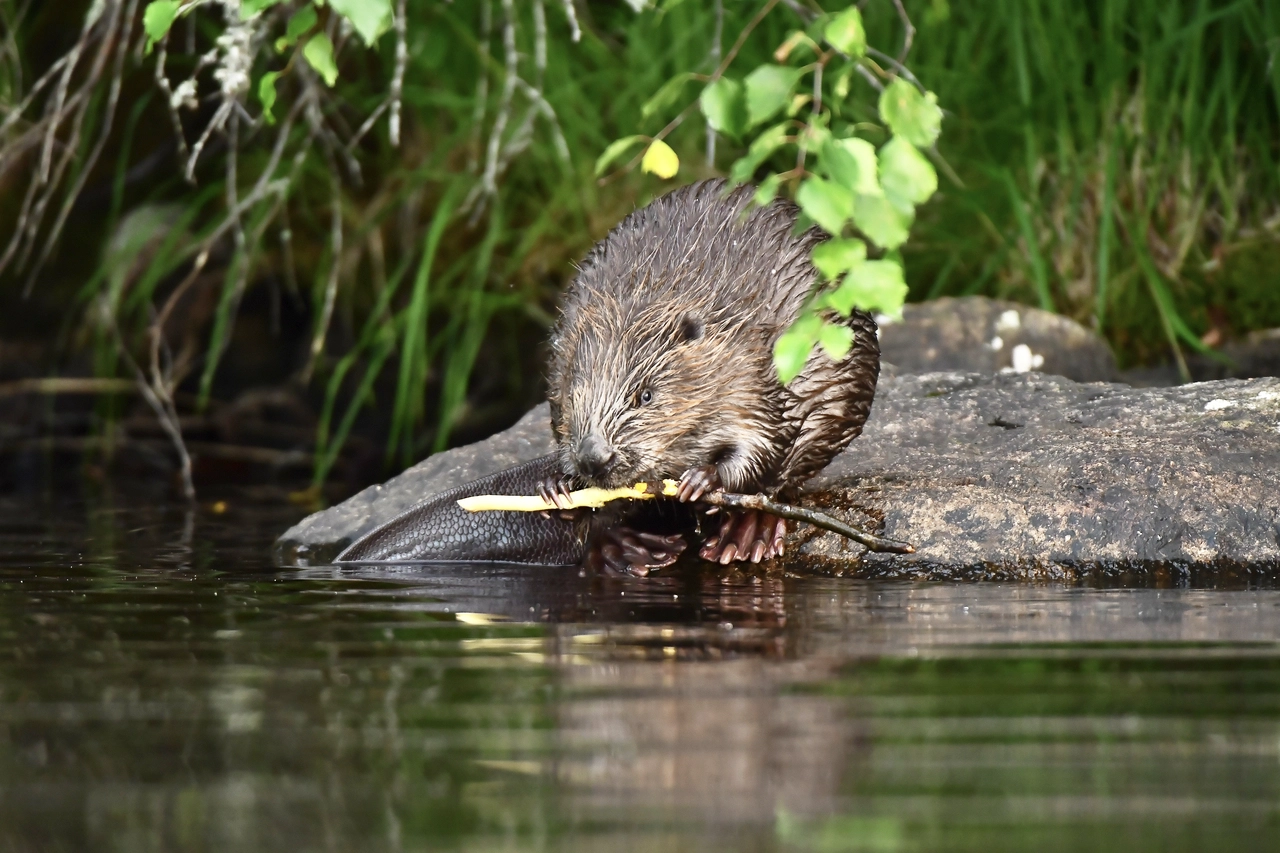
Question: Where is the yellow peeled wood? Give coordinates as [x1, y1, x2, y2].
[457, 479, 680, 512]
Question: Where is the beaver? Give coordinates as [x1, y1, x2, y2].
[538, 179, 880, 573]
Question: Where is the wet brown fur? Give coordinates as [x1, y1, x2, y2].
[547, 179, 880, 500]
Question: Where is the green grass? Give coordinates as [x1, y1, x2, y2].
[874, 0, 1280, 370]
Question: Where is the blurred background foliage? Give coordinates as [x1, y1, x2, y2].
[0, 0, 1277, 498]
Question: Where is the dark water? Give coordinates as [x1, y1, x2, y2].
[3, 490, 1280, 852]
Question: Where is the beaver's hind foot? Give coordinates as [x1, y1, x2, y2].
[700, 509, 786, 564]
[589, 527, 688, 577]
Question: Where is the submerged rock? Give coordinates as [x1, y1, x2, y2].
[878, 296, 1117, 382]
[277, 373, 1280, 577]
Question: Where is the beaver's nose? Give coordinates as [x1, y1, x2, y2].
[574, 433, 617, 479]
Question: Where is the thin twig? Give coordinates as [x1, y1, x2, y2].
[700, 491, 916, 554]
[109, 308, 196, 500]
[866, 47, 923, 89]
[0, 50, 73, 140]
[532, 0, 547, 89]
[559, 0, 580, 42]
[706, 0, 723, 167]
[25, 0, 139, 290]
[514, 78, 569, 163]
[153, 36, 194, 171]
[890, 0, 915, 62]
[2, 1, 120, 284]
[389, 0, 407, 146]
[471, 0, 519, 218]
[854, 64, 884, 92]
[466, 0, 493, 172]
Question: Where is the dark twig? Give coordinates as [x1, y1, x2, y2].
[699, 491, 916, 554]
[706, 0, 723, 166]
[890, 0, 915, 62]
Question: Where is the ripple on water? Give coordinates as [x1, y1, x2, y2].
[2, 490, 1280, 852]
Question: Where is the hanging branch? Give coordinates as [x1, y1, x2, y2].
[0, 0, 124, 289]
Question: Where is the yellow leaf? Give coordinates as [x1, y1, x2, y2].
[641, 139, 679, 179]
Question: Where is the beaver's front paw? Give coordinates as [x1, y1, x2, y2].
[675, 464, 721, 503]
[535, 473, 580, 519]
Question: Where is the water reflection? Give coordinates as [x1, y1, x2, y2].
[1, 492, 1279, 851]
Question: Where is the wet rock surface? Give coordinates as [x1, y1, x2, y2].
[278, 373, 1280, 577]
[878, 296, 1117, 382]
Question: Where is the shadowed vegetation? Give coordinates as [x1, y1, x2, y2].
[0, 0, 1276, 496]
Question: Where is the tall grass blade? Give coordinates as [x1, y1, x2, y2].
[388, 179, 465, 469]
[1000, 169, 1053, 312]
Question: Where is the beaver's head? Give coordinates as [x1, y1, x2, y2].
[546, 295, 781, 492]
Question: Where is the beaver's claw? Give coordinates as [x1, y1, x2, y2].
[675, 464, 721, 503]
[536, 473, 580, 520]
[536, 473, 577, 509]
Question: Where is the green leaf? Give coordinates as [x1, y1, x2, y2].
[819, 139, 857, 191]
[810, 238, 866, 280]
[278, 4, 318, 51]
[853, 193, 911, 249]
[641, 139, 679, 179]
[242, 0, 284, 18]
[817, 321, 854, 360]
[836, 137, 881, 196]
[331, 0, 392, 45]
[823, 6, 866, 58]
[700, 77, 747, 140]
[642, 73, 696, 120]
[774, 313, 822, 384]
[828, 260, 908, 317]
[257, 71, 281, 124]
[594, 135, 646, 176]
[754, 174, 782, 207]
[878, 79, 942, 148]
[142, 1, 179, 53]
[878, 136, 937, 213]
[729, 122, 789, 184]
[743, 65, 803, 129]
[303, 33, 339, 86]
[796, 176, 854, 237]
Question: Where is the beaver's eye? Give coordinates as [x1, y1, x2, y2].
[678, 315, 704, 342]
[637, 388, 654, 406]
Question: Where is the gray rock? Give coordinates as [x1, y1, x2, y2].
[278, 373, 1280, 577]
[802, 372, 1280, 576]
[878, 296, 1117, 382]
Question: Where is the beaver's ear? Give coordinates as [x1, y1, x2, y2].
[677, 314, 704, 343]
